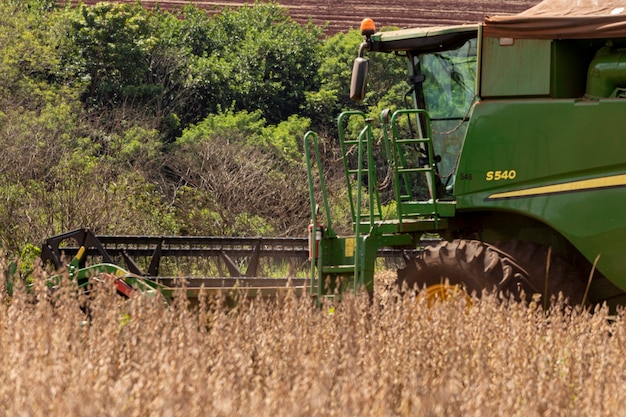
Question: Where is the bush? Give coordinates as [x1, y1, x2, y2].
[167, 110, 310, 236]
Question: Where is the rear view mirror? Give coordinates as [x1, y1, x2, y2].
[350, 57, 368, 102]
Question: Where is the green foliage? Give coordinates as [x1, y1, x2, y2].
[232, 213, 275, 236]
[168, 110, 310, 236]
[0, 20, 49, 88]
[69, 3, 157, 105]
[186, 2, 324, 125]
[177, 109, 309, 167]
[227, 5, 322, 124]
[301, 30, 362, 133]
[364, 37, 408, 109]
[5, 0, 56, 12]
[0, 97, 80, 183]
[317, 30, 364, 108]
[169, 186, 223, 236]
[262, 115, 310, 166]
[0, 2, 80, 104]
[177, 109, 267, 147]
[63, 2, 323, 133]
[303, 88, 340, 132]
[17, 243, 41, 282]
[108, 126, 163, 176]
[0, 181, 42, 251]
[304, 28, 407, 136]
[104, 173, 178, 235]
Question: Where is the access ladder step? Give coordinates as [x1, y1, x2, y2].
[397, 167, 433, 174]
[395, 137, 431, 145]
[321, 264, 355, 274]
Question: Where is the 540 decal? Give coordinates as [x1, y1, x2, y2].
[486, 170, 517, 181]
[458, 170, 518, 181]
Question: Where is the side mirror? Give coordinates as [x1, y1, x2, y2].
[350, 57, 368, 102]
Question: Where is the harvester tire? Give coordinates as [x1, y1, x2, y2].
[396, 239, 532, 300]
[493, 240, 588, 306]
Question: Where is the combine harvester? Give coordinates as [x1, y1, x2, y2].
[43, 0, 626, 308]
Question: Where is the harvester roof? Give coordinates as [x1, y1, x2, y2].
[367, 24, 478, 53]
[484, 0, 626, 39]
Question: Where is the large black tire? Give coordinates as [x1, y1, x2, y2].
[493, 240, 588, 306]
[397, 239, 532, 299]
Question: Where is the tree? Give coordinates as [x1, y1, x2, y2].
[69, 3, 156, 106]
[166, 110, 311, 236]
[186, 2, 324, 125]
[65, 2, 324, 133]
[303, 28, 407, 135]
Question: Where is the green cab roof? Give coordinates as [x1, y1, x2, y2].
[368, 24, 478, 53]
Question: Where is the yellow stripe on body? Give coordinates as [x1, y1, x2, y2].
[488, 174, 626, 200]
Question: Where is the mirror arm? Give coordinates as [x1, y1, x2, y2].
[358, 41, 369, 58]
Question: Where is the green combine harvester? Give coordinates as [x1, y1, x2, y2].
[41, 0, 626, 309]
[307, 0, 626, 308]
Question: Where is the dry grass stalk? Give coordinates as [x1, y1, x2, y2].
[0, 266, 624, 417]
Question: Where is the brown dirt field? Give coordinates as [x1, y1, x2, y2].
[70, 0, 541, 34]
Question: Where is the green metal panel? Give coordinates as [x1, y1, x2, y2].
[371, 24, 478, 44]
[368, 24, 478, 53]
[481, 38, 552, 97]
[454, 98, 626, 288]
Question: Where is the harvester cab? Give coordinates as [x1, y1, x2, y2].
[305, 0, 626, 309]
[350, 20, 477, 201]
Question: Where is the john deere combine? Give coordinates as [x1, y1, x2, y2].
[306, 0, 626, 308]
[42, 0, 626, 308]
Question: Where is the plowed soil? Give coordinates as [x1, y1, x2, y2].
[75, 0, 541, 34]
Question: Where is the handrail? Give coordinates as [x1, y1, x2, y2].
[337, 111, 385, 228]
[304, 131, 325, 295]
[304, 131, 334, 237]
[337, 110, 367, 222]
[388, 109, 440, 226]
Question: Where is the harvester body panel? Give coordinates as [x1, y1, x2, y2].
[456, 98, 626, 286]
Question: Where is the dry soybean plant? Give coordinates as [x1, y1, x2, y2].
[0, 267, 625, 417]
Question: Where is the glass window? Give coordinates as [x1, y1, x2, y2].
[417, 38, 477, 186]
